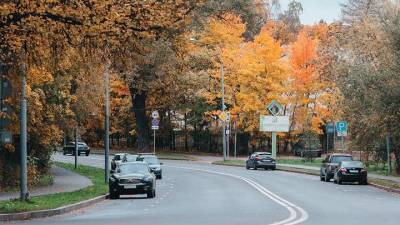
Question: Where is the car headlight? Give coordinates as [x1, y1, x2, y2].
[153, 167, 161, 171]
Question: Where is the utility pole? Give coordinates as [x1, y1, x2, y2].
[221, 61, 226, 161]
[104, 62, 110, 184]
[386, 135, 392, 175]
[74, 127, 78, 169]
[19, 63, 28, 200]
[234, 120, 237, 158]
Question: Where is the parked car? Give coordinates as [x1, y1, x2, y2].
[333, 161, 368, 185]
[246, 152, 276, 170]
[137, 155, 163, 179]
[63, 142, 90, 156]
[109, 162, 156, 199]
[122, 154, 139, 163]
[111, 153, 127, 171]
[320, 153, 353, 182]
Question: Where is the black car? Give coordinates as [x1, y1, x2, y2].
[333, 161, 368, 185]
[109, 162, 156, 199]
[246, 152, 276, 170]
[137, 155, 163, 179]
[63, 142, 90, 156]
[320, 153, 353, 182]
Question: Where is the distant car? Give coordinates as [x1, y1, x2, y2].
[122, 154, 139, 163]
[137, 155, 163, 179]
[333, 161, 368, 185]
[109, 162, 156, 199]
[63, 142, 90, 156]
[320, 153, 353, 182]
[111, 153, 127, 171]
[246, 152, 276, 170]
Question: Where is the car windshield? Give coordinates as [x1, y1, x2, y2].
[331, 156, 353, 163]
[341, 161, 364, 168]
[141, 157, 159, 165]
[125, 155, 138, 161]
[118, 163, 149, 174]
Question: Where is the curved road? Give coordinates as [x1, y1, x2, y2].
[7, 153, 400, 225]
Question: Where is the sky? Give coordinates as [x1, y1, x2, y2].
[279, 0, 347, 25]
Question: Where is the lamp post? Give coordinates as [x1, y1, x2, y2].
[104, 62, 110, 184]
[19, 62, 28, 201]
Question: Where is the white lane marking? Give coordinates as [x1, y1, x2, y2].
[166, 165, 308, 225]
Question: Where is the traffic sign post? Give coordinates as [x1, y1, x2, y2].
[326, 123, 334, 154]
[336, 121, 348, 152]
[151, 117, 159, 154]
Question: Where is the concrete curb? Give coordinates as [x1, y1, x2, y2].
[0, 194, 108, 221]
[212, 162, 400, 195]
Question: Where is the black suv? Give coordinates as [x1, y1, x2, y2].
[320, 153, 353, 182]
[246, 152, 276, 170]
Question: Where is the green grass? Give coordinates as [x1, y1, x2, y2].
[157, 153, 197, 161]
[213, 160, 245, 166]
[369, 178, 400, 190]
[0, 163, 107, 213]
[276, 158, 323, 168]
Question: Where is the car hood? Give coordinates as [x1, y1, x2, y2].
[114, 173, 148, 179]
[149, 165, 161, 169]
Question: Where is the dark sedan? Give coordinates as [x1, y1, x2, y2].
[137, 155, 163, 179]
[246, 152, 276, 170]
[109, 162, 156, 199]
[63, 142, 90, 156]
[333, 161, 368, 185]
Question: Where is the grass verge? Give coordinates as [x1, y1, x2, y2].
[213, 160, 245, 167]
[369, 178, 400, 190]
[0, 163, 107, 214]
[157, 153, 197, 161]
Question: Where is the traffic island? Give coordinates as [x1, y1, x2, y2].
[0, 163, 108, 221]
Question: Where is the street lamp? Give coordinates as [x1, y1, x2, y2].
[104, 61, 110, 184]
[189, 38, 226, 161]
[19, 62, 28, 200]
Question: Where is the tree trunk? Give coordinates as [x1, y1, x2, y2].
[394, 148, 400, 174]
[130, 89, 150, 151]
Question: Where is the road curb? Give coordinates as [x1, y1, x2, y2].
[0, 194, 108, 221]
[212, 162, 400, 195]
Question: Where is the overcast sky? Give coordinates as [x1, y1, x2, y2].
[279, 0, 346, 24]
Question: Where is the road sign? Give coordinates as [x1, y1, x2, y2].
[219, 111, 227, 122]
[336, 121, 348, 137]
[260, 116, 290, 132]
[226, 112, 231, 122]
[267, 100, 283, 116]
[151, 111, 159, 119]
[151, 118, 159, 130]
[0, 131, 12, 144]
[326, 123, 334, 133]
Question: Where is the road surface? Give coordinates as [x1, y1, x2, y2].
[7, 153, 400, 225]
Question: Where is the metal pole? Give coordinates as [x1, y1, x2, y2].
[234, 120, 237, 158]
[333, 122, 336, 152]
[227, 123, 230, 158]
[74, 127, 78, 169]
[326, 126, 329, 155]
[221, 61, 226, 161]
[386, 135, 392, 174]
[272, 132, 277, 159]
[104, 63, 110, 184]
[19, 64, 28, 201]
[153, 129, 156, 154]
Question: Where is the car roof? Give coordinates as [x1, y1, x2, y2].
[114, 153, 127, 156]
[253, 152, 272, 155]
[120, 161, 148, 166]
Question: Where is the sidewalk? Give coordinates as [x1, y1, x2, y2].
[0, 166, 92, 201]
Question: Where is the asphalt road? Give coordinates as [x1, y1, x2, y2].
[7, 153, 400, 225]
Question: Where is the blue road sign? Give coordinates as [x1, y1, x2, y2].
[336, 121, 348, 137]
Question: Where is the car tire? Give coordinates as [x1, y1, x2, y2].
[271, 166, 276, 171]
[147, 189, 156, 198]
[246, 164, 250, 170]
[254, 164, 258, 170]
[85, 151, 89, 156]
[157, 174, 162, 179]
[320, 174, 325, 181]
[109, 188, 119, 199]
[63, 151, 66, 155]
[360, 178, 368, 185]
[337, 176, 342, 185]
[78, 152, 81, 156]
[324, 173, 330, 182]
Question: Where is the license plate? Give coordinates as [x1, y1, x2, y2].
[124, 184, 137, 189]
[349, 170, 358, 173]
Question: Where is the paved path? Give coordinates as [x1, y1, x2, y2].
[0, 166, 92, 201]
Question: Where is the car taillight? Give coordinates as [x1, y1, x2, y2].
[255, 156, 261, 161]
[340, 168, 347, 174]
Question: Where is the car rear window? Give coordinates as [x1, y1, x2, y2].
[114, 155, 121, 160]
[331, 156, 353, 163]
[341, 161, 363, 168]
[258, 154, 272, 159]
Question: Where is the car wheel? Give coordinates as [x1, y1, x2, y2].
[147, 189, 156, 198]
[337, 176, 342, 185]
[253, 164, 258, 170]
[246, 164, 250, 170]
[324, 173, 330, 182]
[85, 151, 89, 156]
[359, 178, 368, 185]
[109, 187, 119, 199]
[78, 152, 81, 156]
[63, 151, 66, 155]
[157, 174, 162, 179]
[271, 166, 276, 171]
